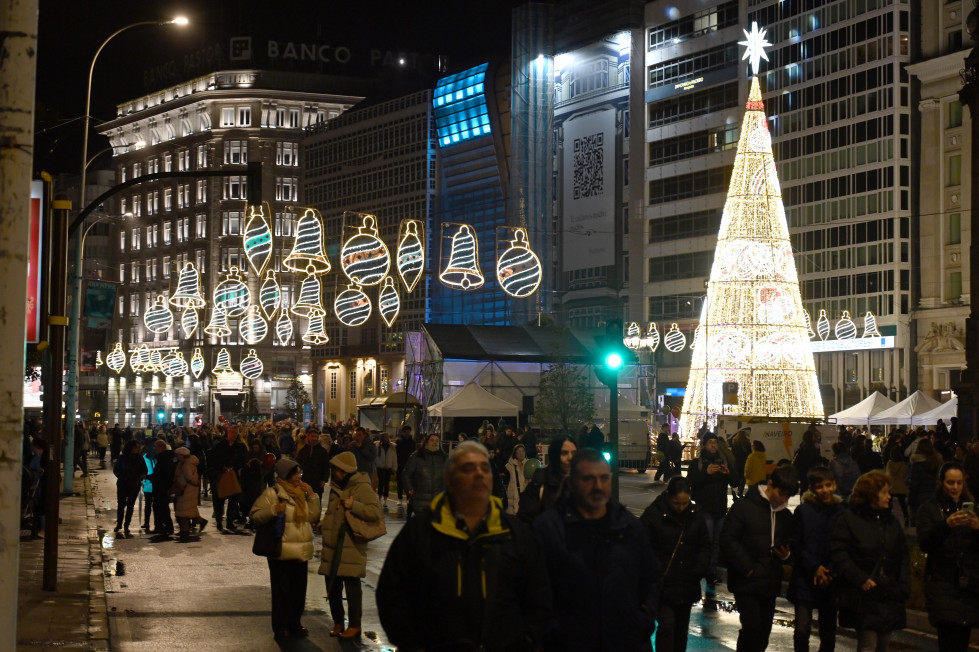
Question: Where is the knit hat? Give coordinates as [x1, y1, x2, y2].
[174, 447, 190, 457]
[275, 458, 300, 480]
[330, 451, 357, 473]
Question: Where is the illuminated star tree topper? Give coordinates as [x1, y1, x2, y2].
[739, 21, 771, 76]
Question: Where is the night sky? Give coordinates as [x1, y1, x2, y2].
[34, 0, 525, 174]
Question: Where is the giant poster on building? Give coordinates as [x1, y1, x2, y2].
[562, 108, 615, 271]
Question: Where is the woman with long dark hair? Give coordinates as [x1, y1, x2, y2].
[916, 461, 979, 650]
[640, 476, 709, 652]
[516, 434, 576, 522]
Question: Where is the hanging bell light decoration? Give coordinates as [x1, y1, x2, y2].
[835, 310, 857, 340]
[341, 214, 391, 286]
[335, 283, 372, 327]
[106, 343, 126, 373]
[645, 323, 661, 352]
[203, 306, 231, 337]
[862, 311, 881, 338]
[259, 269, 282, 320]
[144, 295, 175, 334]
[440, 224, 484, 290]
[378, 276, 401, 327]
[664, 323, 687, 353]
[181, 307, 199, 339]
[816, 309, 831, 341]
[95, 351, 104, 368]
[302, 311, 330, 345]
[168, 262, 206, 309]
[190, 348, 205, 379]
[283, 208, 331, 275]
[239, 305, 269, 344]
[213, 266, 251, 317]
[496, 227, 542, 298]
[243, 202, 273, 275]
[212, 347, 235, 375]
[275, 311, 294, 346]
[623, 322, 642, 350]
[291, 268, 325, 317]
[240, 349, 264, 380]
[397, 219, 425, 293]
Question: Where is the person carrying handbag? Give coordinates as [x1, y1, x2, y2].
[317, 451, 382, 639]
[250, 459, 321, 641]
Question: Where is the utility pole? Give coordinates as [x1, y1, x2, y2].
[0, 0, 40, 642]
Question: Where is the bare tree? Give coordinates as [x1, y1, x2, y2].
[535, 362, 595, 436]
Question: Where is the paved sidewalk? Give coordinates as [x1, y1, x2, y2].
[17, 474, 109, 652]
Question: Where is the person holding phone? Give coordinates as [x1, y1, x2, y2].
[916, 461, 979, 651]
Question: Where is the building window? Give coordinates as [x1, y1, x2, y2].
[221, 107, 235, 127]
[163, 221, 172, 245]
[130, 292, 140, 316]
[949, 272, 963, 301]
[178, 183, 190, 209]
[119, 231, 126, 252]
[224, 176, 246, 200]
[221, 247, 245, 270]
[949, 213, 961, 245]
[948, 155, 962, 186]
[275, 177, 298, 201]
[178, 150, 190, 171]
[196, 249, 206, 273]
[163, 188, 173, 212]
[349, 370, 357, 399]
[131, 264, 140, 283]
[275, 108, 286, 127]
[330, 371, 338, 400]
[147, 158, 159, 174]
[274, 212, 294, 237]
[146, 224, 158, 248]
[196, 214, 207, 239]
[162, 256, 170, 278]
[289, 109, 300, 128]
[131, 228, 141, 251]
[163, 152, 172, 172]
[223, 211, 243, 236]
[133, 161, 142, 178]
[949, 101, 963, 129]
[180, 115, 193, 136]
[197, 145, 209, 168]
[196, 179, 207, 204]
[119, 263, 125, 283]
[224, 140, 248, 164]
[179, 216, 190, 242]
[198, 108, 211, 131]
[276, 142, 299, 166]
[238, 106, 252, 126]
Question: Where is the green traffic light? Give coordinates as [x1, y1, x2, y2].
[602, 451, 612, 462]
[605, 352, 623, 369]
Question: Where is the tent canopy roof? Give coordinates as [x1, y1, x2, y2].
[423, 323, 632, 365]
[828, 391, 896, 425]
[356, 392, 421, 409]
[427, 382, 519, 418]
[869, 390, 943, 425]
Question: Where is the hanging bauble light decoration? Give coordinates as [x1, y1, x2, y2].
[203, 306, 231, 337]
[275, 311, 294, 346]
[302, 311, 329, 345]
[213, 266, 250, 317]
[259, 269, 281, 320]
[212, 347, 234, 375]
[803, 309, 816, 339]
[440, 224, 484, 290]
[496, 227, 541, 298]
[170, 351, 189, 377]
[129, 348, 142, 373]
[341, 214, 391, 286]
[106, 343, 126, 374]
[243, 202, 273, 275]
[181, 307, 199, 339]
[835, 310, 857, 340]
[240, 349, 264, 380]
[690, 325, 701, 350]
[169, 262, 206, 309]
[397, 219, 425, 293]
[190, 348, 205, 379]
[136, 345, 152, 372]
[816, 309, 830, 341]
[664, 323, 687, 353]
[160, 350, 180, 378]
[148, 349, 163, 373]
[623, 322, 642, 350]
[645, 323, 661, 352]
[862, 311, 881, 338]
[283, 208, 331, 275]
[291, 267, 325, 317]
[95, 351, 104, 368]
[335, 283, 372, 327]
[239, 305, 268, 344]
[378, 276, 401, 328]
[144, 295, 174, 334]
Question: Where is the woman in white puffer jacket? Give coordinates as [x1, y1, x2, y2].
[251, 458, 321, 641]
[505, 444, 528, 515]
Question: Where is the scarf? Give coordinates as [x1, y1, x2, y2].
[275, 478, 308, 520]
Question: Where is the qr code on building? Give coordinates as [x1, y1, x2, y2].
[573, 132, 604, 200]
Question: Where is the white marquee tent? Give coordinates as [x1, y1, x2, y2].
[869, 390, 943, 426]
[906, 395, 957, 427]
[427, 381, 520, 419]
[828, 391, 897, 426]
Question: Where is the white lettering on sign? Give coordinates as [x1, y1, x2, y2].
[267, 41, 352, 64]
[810, 336, 895, 352]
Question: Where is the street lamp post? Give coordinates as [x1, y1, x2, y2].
[64, 17, 187, 492]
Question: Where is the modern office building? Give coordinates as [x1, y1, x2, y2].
[303, 89, 437, 422]
[908, 1, 971, 399]
[95, 69, 361, 426]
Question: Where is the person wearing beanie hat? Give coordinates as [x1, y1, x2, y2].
[250, 455, 321, 641]
[318, 448, 382, 639]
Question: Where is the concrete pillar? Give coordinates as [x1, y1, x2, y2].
[0, 0, 40, 644]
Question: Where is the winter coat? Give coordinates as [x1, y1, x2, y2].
[743, 451, 768, 486]
[829, 453, 860, 496]
[250, 483, 321, 562]
[517, 466, 569, 523]
[908, 460, 940, 513]
[317, 472, 381, 578]
[375, 442, 397, 471]
[640, 492, 710, 606]
[205, 439, 247, 480]
[687, 451, 736, 515]
[830, 506, 909, 632]
[150, 450, 176, 494]
[96, 430, 109, 448]
[294, 443, 331, 491]
[350, 438, 377, 474]
[534, 499, 660, 651]
[792, 440, 822, 481]
[113, 452, 147, 493]
[377, 492, 549, 652]
[916, 496, 979, 628]
[787, 492, 846, 605]
[884, 459, 908, 494]
[505, 458, 527, 516]
[395, 436, 414, 470]
[720, 484, 794, 598]
[402, 447, 447, 512]
[171, 456, 201, 519]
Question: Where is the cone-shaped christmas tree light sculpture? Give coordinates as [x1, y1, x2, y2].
[680, 25, 823, 435]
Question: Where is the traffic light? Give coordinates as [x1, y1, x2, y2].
[157, 411, 165, 423]
[595, 319, 629, 388]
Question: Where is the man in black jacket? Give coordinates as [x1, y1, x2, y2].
[687, 433, 737, 600]
[720, 464, 800, 652]
[295, 429, 330, 499]
[149, 439, 176, 537]
[377, 440, 550, 651]
[206, 429, 247, 532]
